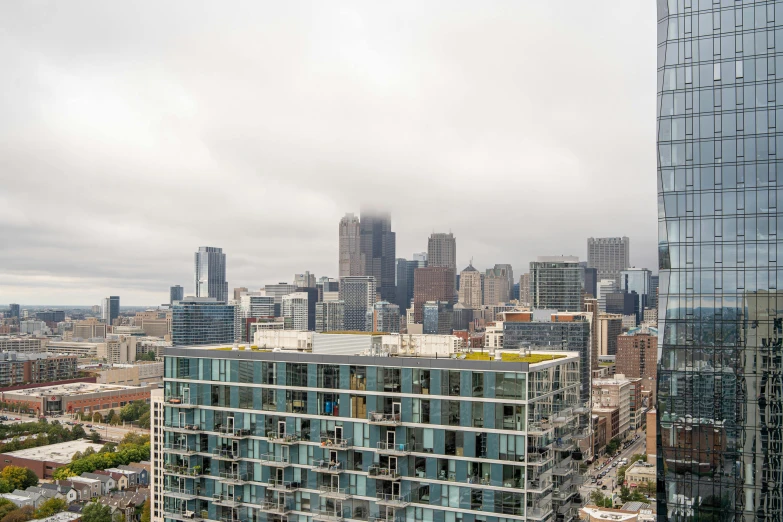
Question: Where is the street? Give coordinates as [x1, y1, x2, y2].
[580, 431, 649, 502]
[0, 412, 147, 442]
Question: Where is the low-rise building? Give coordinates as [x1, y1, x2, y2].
[67, 476, 101, 498]
[625, 461, 656, 489]
[47, 341, 104, 358]
[0, 352, 78, 387]
[579, 504, 655, 522]
[26, 513, 81, 522]
[96, 362, 164, 386]
[0, 337, 49, 354]
[81, 472, 115, 495]
[0, 492, 37, 508]
[72, 318, 107, 340]
[592, 376, 632, 440]
[0, 440, 104, 479]
[0, 382, 152, 416]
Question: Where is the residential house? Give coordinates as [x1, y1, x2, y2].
[0, 492, 36, 508]
[98, 489, 148, 522]
[10, 489, 43, 508]
[67, 476, 101, 498]
[38, 483, 78, 504]
[81, 472, 115, 495]
[55, 480, 91, 502]
[95, 470, 128, 491]
[123, 463, 149, 486]
[105, 467, 138, 487]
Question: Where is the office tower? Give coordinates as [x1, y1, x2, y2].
[294, 271, 316, 289]
[656, 3, 783, 517]
[649, 275, 659, 309]
[338, 213, 363, 278]
[587, 236, 630, 286]
[73, 318, 108, 339]
[494, 263, 514, 293]
[511, 282, 520, 300]
[620, 268, 652, 323]
[339, 276, 376, 331]
[519, 273, 531, 305]
[395, 257, 427, 313]
[233, 287, 248, 301]
[605, 292, 637, 320]
[315, 300, 344, 332]
[8, 304, 20, 320]
[422, 301, 453, 334]
[101, 296, 120, 325]
[263, 283, 298, 316]
[597, 279, 617, 312]
[451, 303, 474, 332]
[295, 287, 318, 331]
[584, 298, 600, 377]
[412, 266, 455, 323]
[457, 263, 483, 307]
[596, 313, 623, 356]
[503, 311, 592, 403]
[195, 246, 228, 303]
[530, 256, 583, 311]
[427, 232, 456, 271]
[316, 276, 339, 302]
[372, 301, 400, 333]
[169, 286, 184, 305]
[36, 310, 65, 323]
[282, 292, 310, 331]
[161, 344, 584, 522]
[483, 266, 511, 305]
[579, 261, 599, 298]
[359, 210, 396, 302]
[171, 297, 235, 346]
[412, 252, 428, 264]
[239, 294, 275, 341]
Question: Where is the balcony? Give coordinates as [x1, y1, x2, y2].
[376, 492, 410, 507]
[164, 465, 203, 478]
[552, 461, 575, 476]
[552, 437, 575, 451]
[572, 429, 591, 440]
[526, 480, 553, 495]
[217, 427, 252, 439]
[166, 397, 198, 408]
[368, 517, 404, 522]
[527, 450, 553, 466]
[212, 494, 243, 507]
[368, 466, 401, 481]
[163, 486, 198, 500]
[527, 421, 554, 435]
[266, 432, 302, 445]
[257, 500, 290, 515]
[218, 471, 248, 485]
[320, 436, 351, 450]
[258, 453, 291, 468]
[165, 423, 201, 434]
[376, 442, 410, 456]
[163, 509, 205, 521]
[552, 484, 577, 501]
[368, 412, 401, 425]
[211, 449, 241, 461]
[526, 505, 554, 521]
[313, 511, 347, 522]
[165, 442, 196, 455]
[318, 485, 353, 500]
[267, 479, 300, 492]
[312, 459, 345, 474]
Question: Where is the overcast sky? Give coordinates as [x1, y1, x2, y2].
[0, 1, 657, 306]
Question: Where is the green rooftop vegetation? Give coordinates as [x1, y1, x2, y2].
[463, 352, 567, 364]
[214, 345, 270, 351]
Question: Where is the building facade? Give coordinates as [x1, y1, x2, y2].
[422, 301, 452, 335]
[395, 257, 427, 313]
[339, 213, 363, 279]
[170, 286, 185, 306]
[616, 328, 658, 385]
[359, 211, 396, 303]
[195, 247, 228, 303]
[457, 264, 483, 308]
[412, 267, 455, 324]
[315, 301, 345, 333]
[371, 302, 400, 334]
[596, 313, 623, 357]
[339, 277, 376, 332]
[519, 274, 531, 306]
[426, 233, 456, 273]
[282, 293, 310, 332]
[483, 267, 511, 306]
[102, 296, 121, 326]
[172, 298, 236, 346]
[159, 346, 584, 522]
[586, 237, 629, 287]
[529, 256, 583, 312]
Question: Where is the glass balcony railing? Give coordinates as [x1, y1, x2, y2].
[312, 459, 345, 474]
[376, 442, 410, 455]
[320, 435, 351, 449]
[368, 465, 401, 481]
[376, 492, 410, 507]
[368, 412, 401, 425]
[318, 484, 353, 500]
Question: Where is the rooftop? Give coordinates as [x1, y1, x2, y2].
[4, 382, 139, 397]
[3, 439, 104, 464]
[463, 352, 567, 364]
[29, 513, 82, 522]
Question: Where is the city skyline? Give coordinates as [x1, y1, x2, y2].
[0, 2, 656, 306]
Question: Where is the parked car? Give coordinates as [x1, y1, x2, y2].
[602, 485, 608, 490]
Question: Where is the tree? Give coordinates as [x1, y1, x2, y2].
[619, 486, 648, 503]
[137, 412, 150, 430]
[35, 498, 68, 518]
[72, 425, 87, 439]
[140, 501, 150, 522]
[89, 431, 102, 444]
[589, 490, 613, 508]
[0, 505, 35, 522]
[0, 502, 16, 521]
[92, 413, 103, 423]
[135, 351, 156, 362]
[82, 503, 113, 522]
[606, 437, 622, 455]
[0, 466, 37, 491]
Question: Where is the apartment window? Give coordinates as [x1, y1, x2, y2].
[349, 366, 366, 390]
[260, 362, 276, 385]
[261, 389, 276, 411]
[286, 391, 307, 414]
[472, 373, 484, 397]
[317, 365, 340, 389]
[412, 369, 430, 395]
[287, 363, 307, 387]
[381, 368, 401, 393]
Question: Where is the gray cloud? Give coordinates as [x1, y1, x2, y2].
[0, 1, 657, 305]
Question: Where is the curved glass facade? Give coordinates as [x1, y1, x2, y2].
[656, 0, 783, 519]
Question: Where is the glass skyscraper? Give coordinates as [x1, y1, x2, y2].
[195, 246, 228, 304]
[656, 1, 783, 519]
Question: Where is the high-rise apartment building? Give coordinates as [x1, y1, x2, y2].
[339, 276, 376, 332]
[483, 266, 511, 305]
[315, 300, 344, 332]
[412, 266, 455, 323]
[579, 262, 599, 299]
[159, 343, 584, 522]
[263, 283, 298, 316]
[316, 277, 339, 303]
[338, 213, 363, 278]
[597, 279, 617, 312]
[171, 297, 235, 346]
[372, 301, 400, 333]
[457, 263, 483, 307]
[294, 272, 316, 289]
[281, 292, 310, 331]
[616, 326, 658, 388]
[150, 388, 164, 522]
[426, 232, 456, 271]
[656, 3, 783, 517]
[649, 275, 659, 309]
[101, 296, 120, 326]
[195, 246, 228, 303]
[530, 256, 583, 312]
[596, 313, 623, 357]
[422, 301, 453, 335]
[169, 286, 184, 305]
[587, 237, 629, 286]
[359, 211, 396, 302]
[519, 273, 531, 306]
[8, 304, 20, 320]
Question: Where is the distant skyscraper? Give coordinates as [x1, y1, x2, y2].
[171, 297, 235, 346]
[649, 275, 659, 309]
[413, 266, 455, 323]
[519, 274, 531, 306]
[101, 296, 120, 325]
[315, 300, 344, 332]
[339, 276, 376, 332]
[170, 286, 184, 305]
[620, 268, 652, 323]
[338, 213, 363, 278]
[282, 292, 310, 331]
[484, 267, 511, 305]
[427, 233, 456, 272]
[587, 237, 629, 286]
[372, 301, 400, 333]
[8, 304, 20, 320]
[597, 279, 617, 312]
[233, 287, 248, 301]
[396, 256, 428, 313]
[579, 261, 598, 298]
[294, 271, 316, 289]
[195, 246, 228, 303]
[423, 301, 453, 335]
[412, 252, 428, 264]
[530, 256, 582, 311]
[458, 263, 483, 308]
[263, 283, 298, 316]
[316, 277, 339, 302]
[494, 264, 514, 295]
[359, 211, 396, 302]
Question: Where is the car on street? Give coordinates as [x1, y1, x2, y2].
[601, 485, 608, 490]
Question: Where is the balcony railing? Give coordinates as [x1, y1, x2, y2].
[211, 449, 241, 461]
[376, 441, 410, 455]
[163, 464, 204, 477]
[164, 442, 196, 455]
[258, 453, 290, 466]
[212, 493, 242, 507]
[312, 510, 347, 521]
[527, 450, 553, 465]
[166, 396, 198, 408]
[320, 436, 351, 449]
[266, 432, 302, 444]
[257, 500, 291, 514]
[552, 437, 575, 451]
[218, 471, 248, 484]
[165, 422, 201, 432]
[368, 412, 401, 425]
[526, 505, 553, 521]
[163, 486, 198, 500]
[368, 465, 401, 481]
[217, 427, 252, 438]
[318, 485, 353, 500]
[527, 421, 553, 434]
[312, 459, 344, 474]
[163, 509, 204, 521]
[376, 492, 410, 506]
[267, 479, 300, 492]
[526, 480, 553, 494]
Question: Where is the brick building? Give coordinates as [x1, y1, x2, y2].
[0, 382, 153, 415]
[0, 440, 104, 479]
[412, 266, 455, 323]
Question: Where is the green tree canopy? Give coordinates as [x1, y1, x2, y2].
[0, 505, 35, 522]
[35, 498, 68, 519]
[82, 503, 113, 522]
[0, 466, 37, 491]
[589, 490, 613, 508]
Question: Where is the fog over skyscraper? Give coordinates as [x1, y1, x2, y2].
[359, 210, 396, 302]
[194, 246, 228, 303]
[656, 1, 783, 519]
[338, 213, 362, 278]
